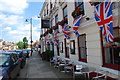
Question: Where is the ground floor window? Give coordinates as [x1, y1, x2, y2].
[78, 34, 87, 62]
[59, 42, 63, 53]
[57, 44, 60, 56]
[101, 27, 120, 70]
[64, 38, 69, 58]
[70, 40, 75, 54]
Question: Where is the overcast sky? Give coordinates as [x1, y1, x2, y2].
[0, 0, 44, 43]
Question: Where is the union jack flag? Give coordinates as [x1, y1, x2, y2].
[53, 30, 58, 46]
[73, 16, 82, 30]
[62, 24, 71, 39]
[73, 16, 82, 37]
[94, 0, 114, 42]
[74, 30, 80, 37]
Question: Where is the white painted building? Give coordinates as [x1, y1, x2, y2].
[0, 39, 3, 50]
[40, 0, 120, 79]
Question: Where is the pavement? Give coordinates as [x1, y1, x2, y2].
[17, 51, 77, 80]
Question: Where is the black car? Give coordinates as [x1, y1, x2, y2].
[0, 52, 21, 79]
[9, 50, 26, 69]
[22, 49, 30, 58]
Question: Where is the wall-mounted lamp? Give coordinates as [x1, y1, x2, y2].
[86, 17, 90, 20]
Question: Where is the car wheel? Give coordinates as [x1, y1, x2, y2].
[21, 66, 23, 69]
[17, 73, 20, 76]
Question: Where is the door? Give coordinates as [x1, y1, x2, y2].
[10, 54, 20, 78]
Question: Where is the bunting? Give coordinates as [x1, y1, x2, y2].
[62, 24, 71, 39]
[53, 30, 58, 46]
[73, 16, 82, 37]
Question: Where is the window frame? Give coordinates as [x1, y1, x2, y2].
[55, 14, 58, 24]
[64, 38, 69, 58]
[51, 18, 54, 27]
[75, 0, 84, 8]
[47, 4, 48, 15]
[70, 40, 75, 55]
[74, 0, 84, 16]
[77, 34, 87, 63]
[63, 5, 68, 19]
[100, 27, 120, 71]
[59, 42, 63, 53]
[57, 45, 60, 56]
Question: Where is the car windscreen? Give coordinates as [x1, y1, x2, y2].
[23, 50, 28, 53]
[0, 54, 10, 66]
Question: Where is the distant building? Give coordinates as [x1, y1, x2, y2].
[40, 0, 120, 79]
[2, 41, 18, 50]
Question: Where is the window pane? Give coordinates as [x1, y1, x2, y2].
[104, 45, 120, 65]
[70, 40, 75, 54]
[76, 0, 84, 8]
[114, 28, 119, 38]
[79, 35, 87, 59]
[103, 28, 120, 65]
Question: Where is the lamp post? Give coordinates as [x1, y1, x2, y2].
[25, 18, 33, 56]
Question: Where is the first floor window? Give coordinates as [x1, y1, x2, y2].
[55, 14, 58, 24]
[63, 5, 68, 19]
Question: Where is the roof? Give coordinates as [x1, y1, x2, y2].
[40, 1, 47, 17]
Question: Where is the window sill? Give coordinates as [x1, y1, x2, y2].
[100, 66, 120, 77]
[102, 64, 120, 71]
[79, 58, 87, 63]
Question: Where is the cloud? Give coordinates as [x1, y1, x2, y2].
[2, 27, 11, 31]
[0, 0, 28, 14]
[5, 24, 40, 43]
[0, 13, 24, 27]
[0, 0, 41, 43]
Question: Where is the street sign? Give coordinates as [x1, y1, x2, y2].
[41, 19, 50, 28]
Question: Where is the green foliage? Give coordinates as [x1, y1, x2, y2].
[48, 28, 53, 34]
[59, 18, 68, 26]
[16, 41, 24, 49]
[45, 50, 54, 55]
[71, 7, 84, 19]
[16, 37, 28, 49]
[23, 37, 28, 43]
[23, 37, 28, 49]
[41, 50, 54, 61]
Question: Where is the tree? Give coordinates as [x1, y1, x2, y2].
[16, 41, 24, 49]
[23, 37, 28, 49]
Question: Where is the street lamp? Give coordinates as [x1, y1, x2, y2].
[25, 18, 33, 56]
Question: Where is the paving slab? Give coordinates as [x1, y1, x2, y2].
[17, 51, 74, 80]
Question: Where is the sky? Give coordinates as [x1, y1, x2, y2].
[0, 0, 44, 43]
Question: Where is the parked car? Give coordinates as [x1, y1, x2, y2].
[22, 49, 30, 58]
[0, 50, 2, 52]
[9, 50, 26, 69]
[0, 52, 21, 79]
